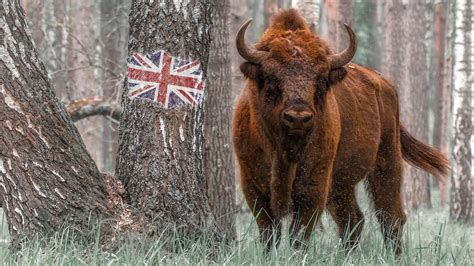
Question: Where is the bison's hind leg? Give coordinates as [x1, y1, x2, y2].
[367, 139, 407, 255]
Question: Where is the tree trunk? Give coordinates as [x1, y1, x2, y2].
[450, 0, 473, 223]
[204, 0, 236, 239]
[0, 0, 110, 246]
[404, 0, 431, 211]
[433, 2, 450, 207]
[116, 0, 214, 237]
[295, 0, 321, 33]
[321, 0, 353, 51]
[381, 0, 412, 212]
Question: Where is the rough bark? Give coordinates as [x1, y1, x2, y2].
[295, 0, 321, 33]
[0, 0, 110, 246]
[204, 0, 236, 239]
[116, 0, 214, 237]
[450, 0, 472, 223]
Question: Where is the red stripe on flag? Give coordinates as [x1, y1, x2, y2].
[175, 60, 200, 73]
[177, 89, 198, 106]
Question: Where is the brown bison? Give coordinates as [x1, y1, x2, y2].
[232, 9, 448, 254]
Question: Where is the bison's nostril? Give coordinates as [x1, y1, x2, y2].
[283, 110, 313, 127]
[284, 113, 294, 123]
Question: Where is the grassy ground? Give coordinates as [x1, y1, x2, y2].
[0, 190, 472, 265]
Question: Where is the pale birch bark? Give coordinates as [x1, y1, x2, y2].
[450, 0, 473, 223]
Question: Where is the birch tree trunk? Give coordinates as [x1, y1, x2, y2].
[295, 0, 321, 33]
[204, 0, 236, 239]
[116, 0, 214, 237]
[450, 0, 473, 223]
[0, 0, 111, 246]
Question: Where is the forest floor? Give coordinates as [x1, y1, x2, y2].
[0, 189, 473, 265]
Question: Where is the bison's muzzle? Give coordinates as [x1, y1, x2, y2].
[281, 107, 314, 138]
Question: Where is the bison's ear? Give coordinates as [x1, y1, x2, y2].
[328, 67, 348, 85]
[240, 62, 262, 81]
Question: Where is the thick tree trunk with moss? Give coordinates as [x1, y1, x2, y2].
[0, 0, 110, 246]
[204, 0, 236, 238]
[116, 0, 214, 237]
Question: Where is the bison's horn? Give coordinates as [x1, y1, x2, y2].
[328, 24, 357, 69]
[236, 19, 268, 64]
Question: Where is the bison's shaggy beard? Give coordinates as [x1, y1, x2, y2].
[279, 133, 311, 162]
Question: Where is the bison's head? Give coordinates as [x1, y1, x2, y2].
[237, 11, 356, 159]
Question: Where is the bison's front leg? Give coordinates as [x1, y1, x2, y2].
[242, 181, 281, 252]
[240, 165, 282, 252]
[270, 157, 297, 219]
[290, 174, 331, 249]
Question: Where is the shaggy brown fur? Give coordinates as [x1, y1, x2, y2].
[232, 9, 449, 254]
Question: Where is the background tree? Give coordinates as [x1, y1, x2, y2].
[0, 0, 112, 246]
[381, 0, 432, 213]
[450, 0, 473, 223]
[403, 0, 431, 211]
[115, 0, 215, 237]
[321, 0, 354, 51]
[295, 0, 321, 32]
[433, 0, 451, 207]
[205, 0, 236, 238]
[20, 0, 129, 173]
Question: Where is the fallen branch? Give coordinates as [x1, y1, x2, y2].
[66, 97, 121, 122]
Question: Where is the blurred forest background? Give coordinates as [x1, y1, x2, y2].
[16, 0, 472, 219]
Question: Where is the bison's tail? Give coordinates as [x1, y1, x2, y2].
[400, 125, 450, 178]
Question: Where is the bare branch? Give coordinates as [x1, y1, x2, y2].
[66, 97, 121, 122]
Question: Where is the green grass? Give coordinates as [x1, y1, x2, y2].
[0, 193, 472, 265]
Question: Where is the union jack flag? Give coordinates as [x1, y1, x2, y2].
[127, 50, 204, 109]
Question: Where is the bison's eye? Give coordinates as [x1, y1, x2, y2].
[316, 78, 328, 89]
[315, 78, 328, 107]
[264, 79, 281, 103]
